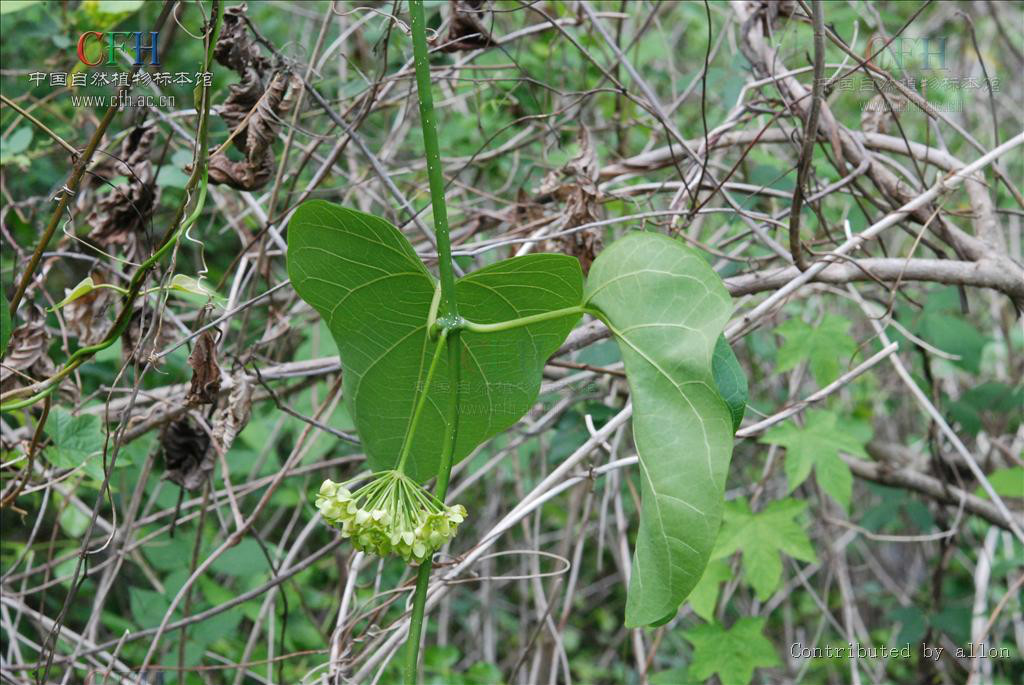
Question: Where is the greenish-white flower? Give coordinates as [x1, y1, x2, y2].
[314, 470, 467, 563]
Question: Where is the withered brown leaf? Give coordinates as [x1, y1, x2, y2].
[87, 125, 161, 261]
[186, 330, 222, 406]
[211, 372, 253, 455]
[538, 127, 604, 273]
[438, 0, 495, 52]
[207, 4, 299, 191]
[0, 305, 55, 394]
[159, 416, 213, 490]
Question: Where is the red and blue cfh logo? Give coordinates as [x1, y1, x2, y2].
[77, 31, 160, 66]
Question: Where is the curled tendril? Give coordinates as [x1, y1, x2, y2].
[314, 470, 467, 564]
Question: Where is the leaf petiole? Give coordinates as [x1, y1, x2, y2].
[461, 305, 585, 334]
[395, 327, 449, 475]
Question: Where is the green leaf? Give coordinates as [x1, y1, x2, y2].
[0, 0, 41, 14]
[465, 662, 504, 685]
[760, 409, 869, 511]
[975, 467, 1024, 500]
[169, 274, 217, 299]
[210, 538, 271, 578]
[156, 165, 190, 188]
[287, 201, 581, 481]
[687, 558, 731, 621]
[57, 495, 90, 537]
[1, 128, 33, 168]
[776, 314, 856, 386]
[4, 127, 32, 156]
[684, 617, 781, 685]
[713, 497, 817, 601]
[45, 408, 106, 480]
[583, 231, 734, 627]
[949, 382, 1022, 436]
[712, 335, 747, 431]
[650, 667, 691, 685]
[88, 0, 145, 15]
[1, 277, 12, 357]
[50, 276, 99, 311]
[917, 313, 986, 374]
[129, 587, 173, 628]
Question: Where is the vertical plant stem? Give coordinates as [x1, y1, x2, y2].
[404, 330, 462, 685]
[409, 0, 458, 321]
[403, 2, 463, 683]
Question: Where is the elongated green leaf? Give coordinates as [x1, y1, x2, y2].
[584, 232, 734, 627]
[0, 278, 11, 357]
[50, 276, 99, 311]
[287, 201, 581, 481]
[712, 335, 747, 431]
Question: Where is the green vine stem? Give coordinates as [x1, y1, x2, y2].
[403, 1, 463, 682]
[410, 0, 458, 323]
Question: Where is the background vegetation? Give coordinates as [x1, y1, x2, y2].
[1, 1, 1022, 684]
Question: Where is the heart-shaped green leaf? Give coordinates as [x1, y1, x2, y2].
[287, 200, 582, 481]
[584, 232, 734, 627]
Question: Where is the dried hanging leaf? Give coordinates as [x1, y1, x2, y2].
[0, 306, 47, 376]
[539, 127, 604, 273]
[159, 416, 213, 490]
[213, 3, 270, 75]
[438, 0, 495, 52]
[208, 4, 299, 191]
[87, 125, 161, 261]
[211, 372, 253, 455]
[0, 305, 56, 394]
[185, 330, 222, 406]
[209, 71, 298, 191]
[2, 305, 77, 404]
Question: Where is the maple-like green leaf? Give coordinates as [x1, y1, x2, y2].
[45, 408, 106, 480]
[687, 558, 731, 621]
[712, 497, 817, 601]
[775, 314, 856, 386]
[684, 617, 781, 685]
[760, 409, 870, 511]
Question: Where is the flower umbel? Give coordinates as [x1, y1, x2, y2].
[315, 470, 468, 563]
